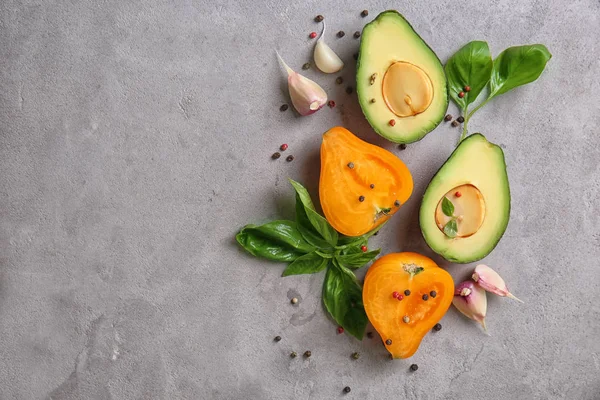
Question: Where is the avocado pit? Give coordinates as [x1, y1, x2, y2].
[435, 184, 485, 238]
[382, 61, 434, 117]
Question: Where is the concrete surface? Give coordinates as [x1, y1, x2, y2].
[1, 0, 599, 399]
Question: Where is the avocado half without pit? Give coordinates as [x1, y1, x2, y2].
[357, 11, 448, 144]
[420, 134, 511, 263]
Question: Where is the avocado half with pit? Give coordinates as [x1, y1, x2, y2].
[357, 11, 448, 144]
[419, 134, 510, 263]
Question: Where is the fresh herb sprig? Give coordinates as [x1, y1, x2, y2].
[236, 179, 382, 339]
[441, 196, 458, 238]
[445, 41, 552, 143]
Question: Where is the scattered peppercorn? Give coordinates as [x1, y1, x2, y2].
[457, 116, 465, 123]
[304, 350, 312, 358]
[290, 351, 297, 358]
[398, 294, 404, 301]
[404, 289, 411, 296]
[367, 331, 374, 339]
[274, 336, 281, 342]
[392, 291, 400, 299]
[309, 32, 317, 39]
[337, 30, 345, 38]
[433, 323, 442, 331]
[354, 31, 361, 39]
[385, 339, 392, 345]
[352, 352, 360, 360]
[464, 85, 471, 92]
[403, 315, 410, 323]
[394, 200, 400, 207]
[422, 294, 429, 301]
[280, 104, 289, 112]
[451, 120, 459, 127]
[346, 86, 354, 94]
[286, 155, 294, 162]
[337, 326, 344, 334]
[302, 62, 310, 70]
[336, 76, 343, 84]
[291, 297, 298, 304]
[328, 100, 336, 108]
[430, 290, 437, 298]
[315, 15, 324, 22]
[347, 162, 354, 169]
[389, 119, 396, 126]
[272, 152, 281, 160]
[455, 191, 462, 198]
[373, 231, 378, 236]
[361, 10, 369, 17]
[444, 114, 452, 121]
[359, 195, 365, 202]
[280, 143, 288, 151]
[399, 143, 407, 150]
[370, 98, 376, 103]
[410, 364, 419, 371]
[458, 91, 465, 98]
[343, 386, 351, 394]
[361, 245, 367, 252]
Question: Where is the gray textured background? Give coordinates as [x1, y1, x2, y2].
[1, 0, 599, 399]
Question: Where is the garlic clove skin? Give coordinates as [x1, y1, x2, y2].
[276, 52, 327, 116]
[452, 280, 488, 332]
[313, 22, 344, 74]
[472, 264, 523, 303]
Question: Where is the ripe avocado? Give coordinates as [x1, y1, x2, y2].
[419, 134, 510, 263]
[357, 11, 448, 144]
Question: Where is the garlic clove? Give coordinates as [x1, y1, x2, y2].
[313, 22, 344, 73]
[472, 264, 523, 303]
[452, 280, 488, 332]
[276, 52, 327, 116]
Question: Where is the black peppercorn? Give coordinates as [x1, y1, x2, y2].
[422, 294, 429, 301]
[399, 143, 407, 150]
[385, 339, 392, 345]
[430, 290, 437, 298]
[304, 350, 311, 358]
[367, 331, 374, 339]
[404, 289, 411, 296]
[286, 155, 294, 162]
[272, 152, 281, 160]
[274, 336, 281, 342]
[444, 114, 452, 121]
[361, 10, 369, 17]
[351, 352, 360, 360]
[394, 200, 400, 207]
[344, 386, 351, 393]
[410, 364, 418, 371]
[451, 120, 459, 127]
[359, 195, 365, 202]
[337, 30, 345, 38]
[433, 323, 442, 332]
[370, 184, 375, 189]
[290, 352, 297, 358]
[457, 116, 465, 123]
[315, 15, 324, 22]
[346, 86, 354, 94]
[353, 31, 361, 39]
[347, 162, 354, 168]
[302, 62, 310, 70]
[280, 104, 289, 112]
[353, 53, 358, 60]
[336, 77, 343, 84]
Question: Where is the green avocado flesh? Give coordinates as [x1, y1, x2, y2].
[420, 134, 510, 263]
[357, 11, 448, 144]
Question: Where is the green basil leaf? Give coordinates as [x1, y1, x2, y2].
[289, 179, 338, 246]
[442, 197, 455, 217]
[445, 40, 493, 109]
[443, 219, 458, 238]
[315, 250, 333, 259]
[322, 260, 368, 340]
[489, 44, 552, 98]
[296, 194, 335, 251]
[336, 249, 380, 269]
[282, 252, 328, 276]
[236, 220, 314, 261]
[336, 222, 386, 248]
